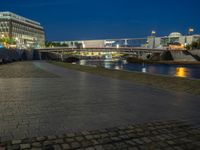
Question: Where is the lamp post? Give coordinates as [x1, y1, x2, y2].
[15, 37, 19, 49]
[1, 34, 5, 47]
[151, 30, 156, 49]
[188, 28, 194, 35]
[1, 33, 5, 38]
[116, 44, 120, 49]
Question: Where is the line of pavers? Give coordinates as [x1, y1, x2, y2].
[1, 120, 200, 150]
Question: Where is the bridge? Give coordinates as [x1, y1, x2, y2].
[35, 47, 199, 62]
[36, 47, 169, 53]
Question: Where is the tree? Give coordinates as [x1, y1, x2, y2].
[74, 42, 83, 49]
[45, 41, 69, 48]
[0, 37, 16, 46]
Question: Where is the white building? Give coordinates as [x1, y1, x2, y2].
[0, 12, 45, 49]
[147, 32, 200, 49]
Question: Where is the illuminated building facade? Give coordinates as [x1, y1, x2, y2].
[147, 32, 200, 49]
[54, 38, 147, 48]
[0, 12, 45, 49]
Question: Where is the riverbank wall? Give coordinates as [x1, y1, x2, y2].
[127, 50, 200, 65]
[0, 48, 34, 63]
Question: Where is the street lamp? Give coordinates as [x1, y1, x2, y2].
[188, 28, 194, 35]
[1, 34, 5, 47]
[1, 33, 5, 38]
[151, 30, 156, 36]
[151, 30, 156, 49]
[15, 37, 19, 49]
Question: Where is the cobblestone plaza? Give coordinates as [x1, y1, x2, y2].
[0, 61, 200, 149]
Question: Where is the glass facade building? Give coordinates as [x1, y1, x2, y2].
[0, 12, 45, 49]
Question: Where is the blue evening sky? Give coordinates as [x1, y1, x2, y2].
[0, 0, 200, 41]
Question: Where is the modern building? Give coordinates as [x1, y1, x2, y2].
[0, 11, 45, 49]
[147, 32, 200, 49]
[54, 38, 147, 48]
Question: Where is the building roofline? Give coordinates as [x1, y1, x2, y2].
[0, 11, 41, 26]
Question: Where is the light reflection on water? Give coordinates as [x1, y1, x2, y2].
[176, 67, 187, 78]
[78, 60, 200, 79]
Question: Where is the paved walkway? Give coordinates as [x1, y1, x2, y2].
[0, 61, 200, 143]
[1, 120, 200, 150]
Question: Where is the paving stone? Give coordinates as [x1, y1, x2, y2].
[110, 137, 120, 142]
[164, 147, 174, 150]
[93, 134, 101, 139]
[103, 144, 116, 150]
[128, 146, 140, 150]
[132, 139, 143, 145]
[1, 120, 200, 150]
[125, 140, 137, 146]
[173, 146, 184, 150]
[85, 147, 95, 150]
[141, 137, 151, 144]
[71, 141, 81, 149]
[7, 145, 20, 150]
[193, 142, 200, 148]
[11, 140, 21, 145]
[157, 141, 168, 148]
[47, 135, 57, 140]
[43, 145, 54, 150]
[91, 139, 99, 145]
[81, 131, 90, 136]
[20, 144, 31, 149]
[138, 145, 149, 150]
[100, 134, 109, 138]
[66, 133, 76, 138]
[85, 135, 94, 140]
[81, 140, 92, 147]
[31, 148, 42, 150]
[43, 141, 53, 146]
[36, 137, 46, 142]
[94, 145, 104, 150]
[75, 136, 84, 142]
[62, 143, 70, 149]
[99, 129, 107, 133]
[54, 139, 64, 144]
[119, 135, 129, 140]
[118, 131, 126, 135]
[53, 145, 62, 150]
[113, 142, 128, 149]
[65, 138, 75, 143]
[32, 142, 42, 147]
[166, 140, 175, 145]
[22, 138, 34, 144]
[135, 128, 143, 132]
[57, 134, 66, 139]
[98, 138, 111, 144]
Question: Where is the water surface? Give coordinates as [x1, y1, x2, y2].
[79, 60, 200, 79]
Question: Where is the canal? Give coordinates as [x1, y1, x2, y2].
[78, 60, 200, 79]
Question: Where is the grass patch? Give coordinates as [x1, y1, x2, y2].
[49, 61, 200, 95]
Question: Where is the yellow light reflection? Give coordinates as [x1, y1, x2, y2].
[176, 67, 187, 78]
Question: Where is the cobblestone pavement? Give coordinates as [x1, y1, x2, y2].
[0, 61, 57, 78]
[0, 61, 200, 145]
[1, 120, 200, 150]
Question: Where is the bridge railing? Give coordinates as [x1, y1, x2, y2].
[36, 47, 173, 53]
